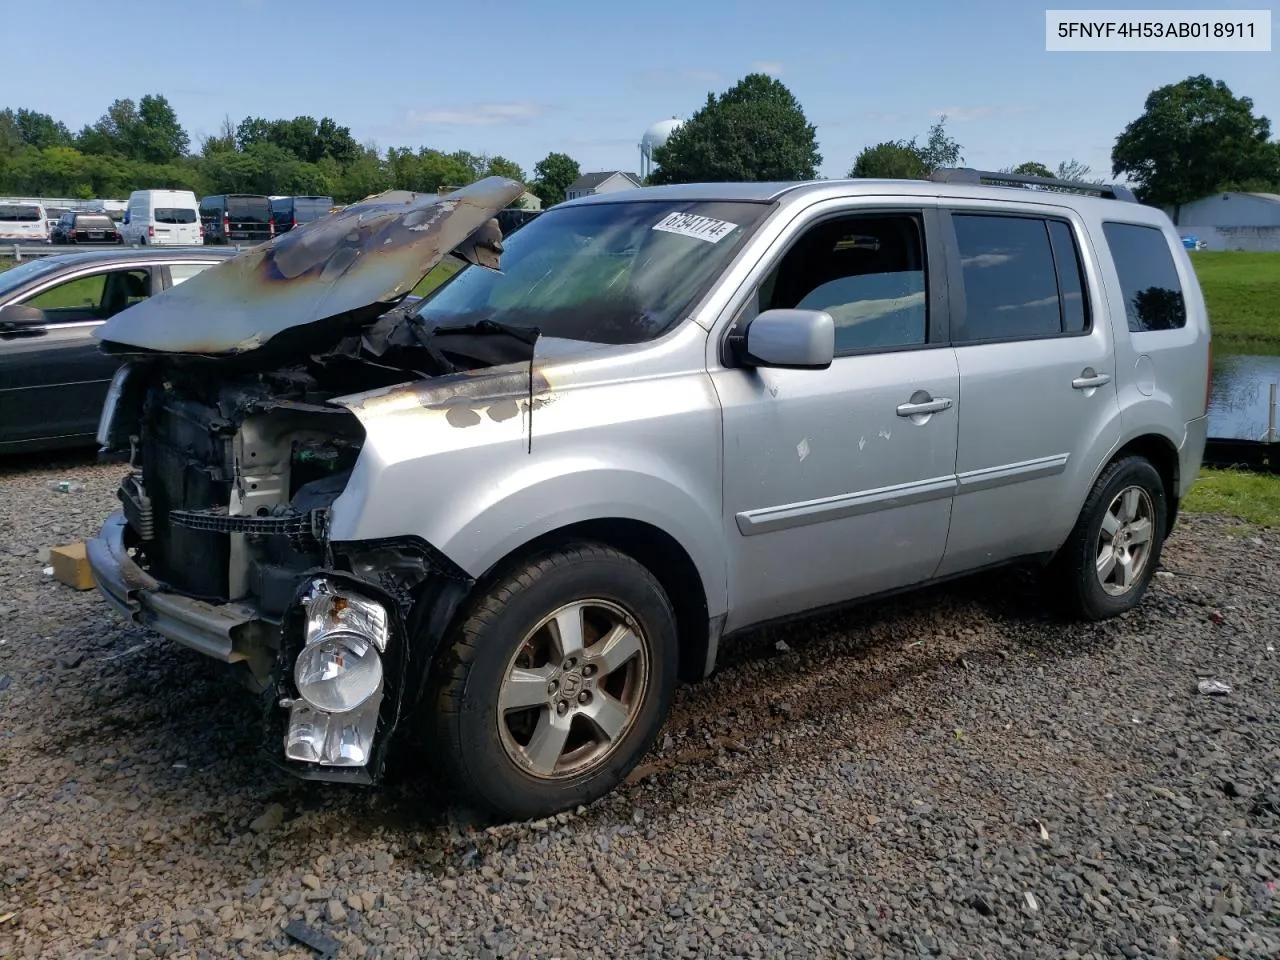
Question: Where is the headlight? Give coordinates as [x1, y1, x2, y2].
[285, 579, 390, 766]
[293, 579, 388, 713]
[294, 632, 383, 713]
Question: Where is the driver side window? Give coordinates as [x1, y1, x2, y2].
[748, 212, 930, 356]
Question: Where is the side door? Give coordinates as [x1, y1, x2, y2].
[935, 204, 1122, 578]
[0, 266, 157, 446]
[709, 202, 961, 631]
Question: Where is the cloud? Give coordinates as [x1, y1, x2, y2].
[751, 60, 784, 76]
[932, 104, 1037, 122]
[406, 101, 548, 127]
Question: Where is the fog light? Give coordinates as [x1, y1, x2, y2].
[284, 695, 381, 767]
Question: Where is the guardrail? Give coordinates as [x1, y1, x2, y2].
[2, 242, 247, 260]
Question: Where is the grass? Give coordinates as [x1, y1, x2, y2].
[1191, 251, 1280, 354]
[1183, 467, 1280, 527]
[411, 258, 462, 297]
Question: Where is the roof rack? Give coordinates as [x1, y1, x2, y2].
[928, 167, 1137, 202]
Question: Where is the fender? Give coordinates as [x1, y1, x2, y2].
[326, 352, 729, 620]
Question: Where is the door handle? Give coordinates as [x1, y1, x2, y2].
[1072, 372, 1111, 390]
[896, 397, 953, 417]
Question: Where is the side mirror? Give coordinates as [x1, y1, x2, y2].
[0, 303, 49, 338]
[732, 308, 834, 370]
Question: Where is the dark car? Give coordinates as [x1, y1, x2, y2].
[270, 195, 334, 234]
[0, 248, 238, 452]
[199, 194, 274, 245]
[50, 212, 122, 245]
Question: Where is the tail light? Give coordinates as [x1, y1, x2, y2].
[268, 221, 275, 238]
[223, 215, 230, 236]
[292, 217, 298, 230]
[147, 225, 155, 238]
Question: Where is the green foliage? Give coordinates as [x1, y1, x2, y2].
[650, 74, 821, 184]
[1010, 161, 1054, 178]
[850, 142, 928, 179]
[849, 117, 962, 179]
[0, 93, 552, 205]
[1112, 74, 1280, 208]
[531, 152, 581, 207]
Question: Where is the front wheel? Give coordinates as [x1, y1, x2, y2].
[426, 543, 677, 820]
[1049, 455, 1168, 620]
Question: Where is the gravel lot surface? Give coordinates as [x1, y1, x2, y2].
[0, 452, 1277, 960]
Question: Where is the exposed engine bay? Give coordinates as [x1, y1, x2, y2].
[88, 177, 543, 782]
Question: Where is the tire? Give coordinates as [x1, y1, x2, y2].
[1050, 456, 1168, 621]
[427, 542, 678, 820]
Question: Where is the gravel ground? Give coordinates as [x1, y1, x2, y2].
[0, 452, 1277, 960]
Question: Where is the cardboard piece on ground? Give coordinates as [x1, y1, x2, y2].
[49, 542, 95, 590]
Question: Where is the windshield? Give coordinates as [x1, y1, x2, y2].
[0, 259, 63, 297]
[155, 207, 197, 224]
[76, 215, 115, 229]
[413, 200, 769, 344]
[0, 205, 42, 222]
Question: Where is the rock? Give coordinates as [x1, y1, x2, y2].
[301, 874, 322, 891]
[327, 900, 346, 924]
[248, 803, 286, 834]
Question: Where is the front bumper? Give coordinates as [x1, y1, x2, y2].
[87, 510, 277, 669]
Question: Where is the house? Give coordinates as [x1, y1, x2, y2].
[563, 171, 642, 202]
[1169, 191, 1280, 252]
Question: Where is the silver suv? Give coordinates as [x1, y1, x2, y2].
[87, 172, 1211, 820]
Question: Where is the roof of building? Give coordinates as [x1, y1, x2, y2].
[566, 171, 642, 193]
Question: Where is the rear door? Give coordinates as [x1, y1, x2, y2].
[935, 203, 1122, 577]
[0, 266, 158, 447]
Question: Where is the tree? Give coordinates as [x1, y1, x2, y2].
[14, 109, 73, 149]
[917, 117, 962, 171]
[1112, 74, 1279, 208]
[1010, 161, 1054, 178]
[850, 141, 928, 179]
[848, 116, 962, 180]
[129, 94, 189, 162]
[484, 155, 526, 182]
[531, 151, 580, 207]
[1055, 159, 1099, 183]
[650, 74, 821, 183]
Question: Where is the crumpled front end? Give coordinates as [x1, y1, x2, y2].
[85, 179, 530, 784]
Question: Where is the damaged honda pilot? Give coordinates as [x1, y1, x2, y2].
[89, 172, 1209, 820]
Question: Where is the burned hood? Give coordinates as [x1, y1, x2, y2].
[94, 176, 525, 356]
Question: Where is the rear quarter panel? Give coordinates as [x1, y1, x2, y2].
[1087, 206, 1211, 497]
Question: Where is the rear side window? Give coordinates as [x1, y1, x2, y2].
[1102, 222, 1186, 332]
[953, 214, 1061, 342]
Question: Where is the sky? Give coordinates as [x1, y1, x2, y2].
[6, 0, 1278, 184]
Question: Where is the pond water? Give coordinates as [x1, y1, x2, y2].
[1209, 353, 1280, 442]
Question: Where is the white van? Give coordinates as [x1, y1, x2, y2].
[121, 190, 202, 246]
[0, 202, 50, 244]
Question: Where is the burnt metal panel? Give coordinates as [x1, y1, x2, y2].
[94, 177, 525, 356]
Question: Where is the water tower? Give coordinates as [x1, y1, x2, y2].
[640, 117, 683, 180]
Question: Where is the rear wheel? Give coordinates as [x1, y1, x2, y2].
[427, 543, 677, 820]
[1050, 456, 1167, 620]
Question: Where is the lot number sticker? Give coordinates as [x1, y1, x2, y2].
[652, 212, 739, 243]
